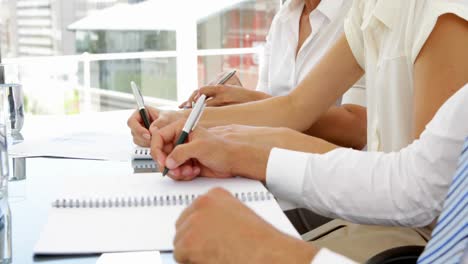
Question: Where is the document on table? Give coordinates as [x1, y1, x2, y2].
[8, 132, 135, 161]
[34, 173, 300, 254]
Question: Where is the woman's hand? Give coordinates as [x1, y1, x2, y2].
[150, 120, 270, 181]
[180, 85, 270, 108]
[127, 105, 160, 147]
[179, 71, 244, 108]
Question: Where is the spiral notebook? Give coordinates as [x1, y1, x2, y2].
[131, 147, 157, 173]
[132, 147, 152, 160]
[34, 173, 299, 255]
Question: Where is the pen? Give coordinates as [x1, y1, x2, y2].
[131, 81, 151, 129]
[184, 69, 237, 109]
[162, 94, 207, 176]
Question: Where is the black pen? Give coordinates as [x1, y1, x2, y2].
[162, 94, 207, 176]
[131, 81, 151, 129]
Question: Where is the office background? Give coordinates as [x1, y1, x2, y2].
[0, 0, 283, 114]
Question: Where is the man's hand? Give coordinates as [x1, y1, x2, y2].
[209, 124, 339, 154]
[209, 125, 292, 149]
[127, 106, 185, 147]
[150, 121, 270, 181]
[173, 188, 318, 264]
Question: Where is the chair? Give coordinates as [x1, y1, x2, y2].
[366, 246, 425, 264]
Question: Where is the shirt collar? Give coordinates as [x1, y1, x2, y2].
[278, 0, 345, 23]
[277, 0, 304, 22]
[315, 0, 344, 21]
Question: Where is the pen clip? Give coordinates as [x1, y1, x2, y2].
[192, 103, 206, 131]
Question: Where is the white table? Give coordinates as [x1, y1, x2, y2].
[7, 111, 177, 264]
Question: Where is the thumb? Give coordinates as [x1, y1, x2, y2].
[165, 141, 202, 170]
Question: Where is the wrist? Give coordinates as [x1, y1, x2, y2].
[261, 233, 318, 264]
[252, 90, 271, 101]
[229, 142, 270, 181]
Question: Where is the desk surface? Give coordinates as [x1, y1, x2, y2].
[6, 112, 176, 264]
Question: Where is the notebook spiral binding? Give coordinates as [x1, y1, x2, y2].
[53, 191, 272, 209]
[133, 148, 151, 160]
[135, 148, 150, 156]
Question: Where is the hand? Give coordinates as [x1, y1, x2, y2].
[174, 188, 318, 264]
[127, 105, 160, 147]
[150, 120, 269, 181]
[179, 71, 243, 109]
[209, 125, 293, 149]
[179, 85, 270, 109]
[127, 107, 185, 147]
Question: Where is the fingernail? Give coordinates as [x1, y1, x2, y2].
[194, 167, 200, 175]
[166, 158, 176, 169]
[143, 133, 151, 139]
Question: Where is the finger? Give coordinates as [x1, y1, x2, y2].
[167, 162, 196, 181]
[197, 85, 224, 98]
[149, 121, 183, 166]
[127, 111, 152, 145]
[165, 141, 202, 170]
[179, 89, 198, 108]
[145, 106, 160, 123]
[178, 101, 188, 109]
[205, 96, 226, 107]
[225, 74, 242, 86]
[133, 136, 150, 148]
[187, 89, 200, 105]
[162, 142, 174, 155]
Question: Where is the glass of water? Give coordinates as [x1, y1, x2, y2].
[0, 75, 12, 264]
[1, 64, 24, 138]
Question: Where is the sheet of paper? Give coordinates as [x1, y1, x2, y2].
[97, 251, 162, 264]
[34, 174, 300, 254]
[9, 132, 135, 161]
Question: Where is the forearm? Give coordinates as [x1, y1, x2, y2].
[228, 131, 338, 182]
[184, 35, 364, 131]
[193, 95, 308, 130]
[304, 104, 367, 149]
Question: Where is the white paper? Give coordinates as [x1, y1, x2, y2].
[34, 174, 300, 254]
[97, 251, 162, 264]
[9, 132, 135, 161]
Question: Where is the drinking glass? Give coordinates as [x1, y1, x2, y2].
[0, 64, 24, 138]
[0, 78, 12, 264]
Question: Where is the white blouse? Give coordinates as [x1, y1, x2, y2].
[257, 0, 366, 106]
[344, 0, 468, 152]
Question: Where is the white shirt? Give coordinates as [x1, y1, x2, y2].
[344, 0, 468, 152]
[257, 0, 366, 106]
[267, 84, 468, 263]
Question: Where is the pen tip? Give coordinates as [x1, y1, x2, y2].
[162, 167, 169, 177]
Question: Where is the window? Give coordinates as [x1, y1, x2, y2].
[0, 0, 280, 114]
